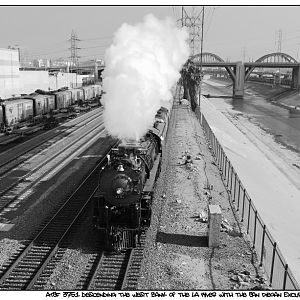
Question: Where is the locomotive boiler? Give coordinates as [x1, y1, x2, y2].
[92, 106, 169, 251]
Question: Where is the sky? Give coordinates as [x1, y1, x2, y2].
[1, 5, 300, 62]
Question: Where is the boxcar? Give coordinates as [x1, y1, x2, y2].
[81, 85, 95, 102]
[54, 90, 72, 110]
[2, 98, 34, 127]
[26, 94, 56, 116]
[93, 84, 102, 97]
[0, 106, 3, 130]
[70, 88, 84, 105]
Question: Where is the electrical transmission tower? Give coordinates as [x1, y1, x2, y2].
[69, 30, 80, 72]
[178, 6, 204, 56]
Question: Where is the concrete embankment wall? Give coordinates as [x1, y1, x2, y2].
[195, 98, 300, 289]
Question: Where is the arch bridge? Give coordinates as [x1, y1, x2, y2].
[191, 52, 300, 98]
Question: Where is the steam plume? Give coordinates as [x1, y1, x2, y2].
[102, 14, 189, 140]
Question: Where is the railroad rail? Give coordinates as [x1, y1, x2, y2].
[0, 141, 117, 290]
[81, 234, 146, 290]
[0, 108, 103, 177]
[0, 117, 105, 214]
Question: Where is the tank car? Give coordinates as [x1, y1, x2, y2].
[92, 106, 169, 251]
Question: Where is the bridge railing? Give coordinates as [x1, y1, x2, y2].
[200, 114, 299, 290]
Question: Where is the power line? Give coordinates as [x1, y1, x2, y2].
[172, 6, 179, 20]
[29, 48, 69, 57]
[49, 51, 106, 61]
[205, 7, 216, 36]
[80, 36, 113, 43]
[80, 44, 110, 50]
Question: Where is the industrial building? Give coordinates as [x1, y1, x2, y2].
[0, 47, 93, 99]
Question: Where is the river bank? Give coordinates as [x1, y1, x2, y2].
[202, 77, 300, 184]
[209, 77, 300, 111]
[203, 77, 300, 153]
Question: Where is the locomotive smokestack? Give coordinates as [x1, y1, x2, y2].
[102, 14, 189, 140]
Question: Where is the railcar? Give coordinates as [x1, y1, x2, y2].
[54, 90, 72, 110]
[0, 106, 3, 131]
[93, 84, 102, 98]
[1, 98, 34, 128]
[92, 106, 169, 251]
[0, 84, 101, 132]
[25, 94, 56, 116]
[81, 85, 95, 102]
[70, 88, 84, 105]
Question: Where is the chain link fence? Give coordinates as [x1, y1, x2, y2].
[200, 113, 299, 290]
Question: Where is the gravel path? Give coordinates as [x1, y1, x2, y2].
[138, 98, 269, 290]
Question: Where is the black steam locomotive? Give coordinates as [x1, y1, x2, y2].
[92, 106, 169, 251]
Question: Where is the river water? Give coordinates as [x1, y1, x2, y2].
[202, 80, 300, 153]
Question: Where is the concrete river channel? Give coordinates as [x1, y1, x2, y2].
[203, 79, 300, 154]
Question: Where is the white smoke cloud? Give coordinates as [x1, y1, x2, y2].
[102, 14, 189, 140]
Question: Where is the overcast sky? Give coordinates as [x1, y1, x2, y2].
[1, 5, 300, 62]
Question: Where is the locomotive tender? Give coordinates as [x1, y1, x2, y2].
[92, 106, 170, 251]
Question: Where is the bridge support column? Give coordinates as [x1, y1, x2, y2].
[292, 66, 300, 89]
[233, 62, 245, 98]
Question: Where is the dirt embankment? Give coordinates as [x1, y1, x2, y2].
[138, 100, 270, 290]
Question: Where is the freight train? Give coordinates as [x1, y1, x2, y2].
[92, 106, 170, 251]
[0, 84, 102, 133]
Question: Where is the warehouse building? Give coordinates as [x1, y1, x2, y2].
[0, 47, 92, 99]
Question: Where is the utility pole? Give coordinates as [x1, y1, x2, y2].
[198, 6, 205, 112]
[69, 30, 80, 87]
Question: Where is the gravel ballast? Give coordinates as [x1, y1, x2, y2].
[0, 95, 270, 290]
[138, 100, 268, 290]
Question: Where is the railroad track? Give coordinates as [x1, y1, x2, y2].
[0, 141, 117, 290]
[78, 234, 146, 290]
[0, 108, 103, 177]
[0, 117, 106, 214]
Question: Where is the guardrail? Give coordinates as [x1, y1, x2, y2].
[200, 113, 299, 290]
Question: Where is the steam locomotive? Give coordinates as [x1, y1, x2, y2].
[92, 106, 169, 251]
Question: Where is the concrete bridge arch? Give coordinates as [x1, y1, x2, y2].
[245, 52, 298, 81]
[191, 52, 236, 80]
[191, 52, 300, 98]
[191, 52, 244, 98]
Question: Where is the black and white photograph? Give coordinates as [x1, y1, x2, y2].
[0, 3, 300, 295]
